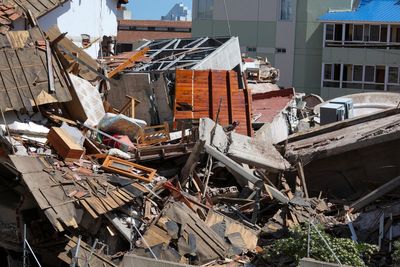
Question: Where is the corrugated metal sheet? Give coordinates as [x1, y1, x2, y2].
[174, 69, 253, 136]
[320, 0, 400, 22]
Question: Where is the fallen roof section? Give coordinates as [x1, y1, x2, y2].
[46, 25, 100, 82]
[131, 36, 242, 72]
[0, 27, 72, 111]
[174, 69, 252, 136]
[7, 0, 69, 19]
[284, 108, 400, 164]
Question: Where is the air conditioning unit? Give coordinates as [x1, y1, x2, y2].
[320, 103, 345, 125]
[329, 97, 354, 119]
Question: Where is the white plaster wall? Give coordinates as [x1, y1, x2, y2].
[274, 0, 297, 88]
[38, 0, 122, 59]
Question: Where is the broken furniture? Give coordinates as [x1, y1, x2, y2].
[101, 155, 157, 183]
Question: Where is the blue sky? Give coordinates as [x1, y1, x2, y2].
[127, 0, 192, 20]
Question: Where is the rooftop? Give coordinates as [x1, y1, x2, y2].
[319, 0, 400, 23]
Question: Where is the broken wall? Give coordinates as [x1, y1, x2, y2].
[107, 73, 155, 124]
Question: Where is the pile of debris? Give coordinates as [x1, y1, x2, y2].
[1, 2, 400, 267]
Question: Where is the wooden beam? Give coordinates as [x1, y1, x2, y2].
[204, 144, 289, 204]
[350, 175, 400, 212]
[107, 47, 149, 78]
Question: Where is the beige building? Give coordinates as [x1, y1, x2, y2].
[192, 0, 352, 95]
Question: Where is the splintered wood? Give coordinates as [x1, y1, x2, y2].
[10, 155, 137, 231]
[174, 69, 253, 136]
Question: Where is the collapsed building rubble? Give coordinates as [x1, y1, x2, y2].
[0, 2, 399, 267]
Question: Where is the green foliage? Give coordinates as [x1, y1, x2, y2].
[263, 224, 378, 267]
[392, 240, 400, 264]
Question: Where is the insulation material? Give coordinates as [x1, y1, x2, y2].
[98, 113, 147, 141]
[69, 74, 105, 127]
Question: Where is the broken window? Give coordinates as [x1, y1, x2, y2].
[325, 24, 334, 41]
[197, 0, 213, 19]
[389, 67, 399, 84]
[353, 25, 363, 41]
[280, 0, 293, 20]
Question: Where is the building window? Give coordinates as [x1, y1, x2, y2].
[353, 65, 363, 81]
[391, 25, 400, 43]
[280, 0, 293, 20]
[118, 25, 129, 30]
[323, 64, 392, 91]
[389, 67, 399, 83]
[364, 66, 375, 82]
[334, 24, 343, 41]
[276, 48, 287, 53]
[353, 25, 364, 41]
[375, 65, 385, 83]
[369, 25, 380, 42]
[247, 47, 257, 52]
[325, 24, 334, 41]
[380, 25, 388, 42]
[324, 64, 332, 80]
[197, 0, 213, 19]
[323, 64, 340, 87]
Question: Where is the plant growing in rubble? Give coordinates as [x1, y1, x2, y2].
[263, 224, 378, 266]
[392, 240, 400, 265]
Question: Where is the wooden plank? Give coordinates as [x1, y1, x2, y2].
[80, 199, 99, 219]
[350, 175, 400, 212]
[109, 191, 126, 206]
[85, 196, 108, 215]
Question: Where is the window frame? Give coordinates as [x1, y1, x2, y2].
[280, 0, 293, 21]
[388, 66, 400, 84]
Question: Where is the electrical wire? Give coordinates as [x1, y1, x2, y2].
[223, 0, 232, 36]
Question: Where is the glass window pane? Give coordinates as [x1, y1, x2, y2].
[343, 64, 352, 81]
[345, 24, 353, 41]
[364, 24, 370, 41]
[365, 66, 375, 82]
[324, 64, 332, 80]
[353, 65, 363, 81]
[333, 64, 341, 81]
[326, 24, 334, 40]
[389, 67, 399, 83]
[354, 25, 363, 41]
[334, 24, 343, 41]
[197, 0, 213, 19]
[280, 0, 293, 20]
[370, 25, 380, 42]
[380, 25, 388, 42]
